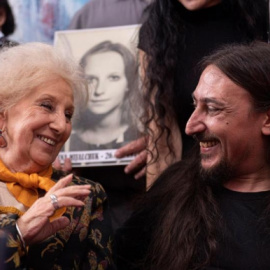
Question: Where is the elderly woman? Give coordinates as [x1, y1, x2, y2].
[0, 43, 114, 269]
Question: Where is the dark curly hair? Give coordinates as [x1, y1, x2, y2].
[139, 0, 267, 164]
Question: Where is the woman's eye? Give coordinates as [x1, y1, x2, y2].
[87, 77, 98, 88]
[41, 102, 53, 110]
[87, 76, 97, 83]
[109, 75, 120, 81]
[65, 112, 73, 121]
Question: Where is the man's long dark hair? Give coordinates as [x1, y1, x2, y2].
[140, 0, 267, 163]
[133, 41, 270, 270]
[140, 146, 220, 270]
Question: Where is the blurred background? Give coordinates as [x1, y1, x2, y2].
[9, 0, 91, 44]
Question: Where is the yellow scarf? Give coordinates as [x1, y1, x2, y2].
[0, 159, 66, 219]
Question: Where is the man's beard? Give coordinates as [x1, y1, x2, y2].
[192, 133, 234, 188]
[200, 153, 234, 189]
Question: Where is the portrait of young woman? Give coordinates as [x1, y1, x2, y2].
[68, 40, 139, 152]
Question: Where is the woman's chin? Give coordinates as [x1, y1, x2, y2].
[30, 157, 54, 172]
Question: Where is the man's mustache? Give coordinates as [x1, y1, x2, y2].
[192, 133, 219, 143]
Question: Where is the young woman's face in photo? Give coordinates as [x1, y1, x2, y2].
[84, 51, 128, 115]
[178, 0, 221, 10]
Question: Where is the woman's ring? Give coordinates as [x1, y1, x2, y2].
[50, 194, 59, 210]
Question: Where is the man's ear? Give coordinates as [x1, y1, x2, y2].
[0, 7, 6, 29]
[262, 109, 270, 135]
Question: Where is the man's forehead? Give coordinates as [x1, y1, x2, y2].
[192, 65, 244, 102]
[202, 66, 225, 86]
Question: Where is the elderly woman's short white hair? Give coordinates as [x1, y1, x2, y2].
[0, 42, 88, 114]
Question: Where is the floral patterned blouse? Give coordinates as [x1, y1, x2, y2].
[0, 170, 115, 270]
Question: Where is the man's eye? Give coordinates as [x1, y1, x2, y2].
[207, 106, 220, 112]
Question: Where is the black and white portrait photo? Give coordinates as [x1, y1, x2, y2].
[54, 25, 140, 166]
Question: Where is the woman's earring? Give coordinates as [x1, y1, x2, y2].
[0, 129, 7, 148]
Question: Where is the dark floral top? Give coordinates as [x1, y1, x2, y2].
[0, 170, 114, 270]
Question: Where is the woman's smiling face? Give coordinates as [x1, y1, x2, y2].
[0, 78, 74, 173]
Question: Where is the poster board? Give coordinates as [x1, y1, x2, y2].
[54, 25, 141, 167]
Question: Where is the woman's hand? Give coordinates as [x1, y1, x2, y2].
[115, 136, 148, 179]
[16, 174, 90, 246]
[53, 157, 72, 172]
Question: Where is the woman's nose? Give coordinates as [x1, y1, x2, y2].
[93, 80, 105, 96]
[49, 113, 67, 134]
[185, 110, 205, 136]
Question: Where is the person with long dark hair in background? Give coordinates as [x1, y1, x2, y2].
[115, 0, 268, 187]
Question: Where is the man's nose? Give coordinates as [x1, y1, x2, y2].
[185, 110, 206, 136]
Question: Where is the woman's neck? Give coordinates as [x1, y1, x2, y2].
[0, 156, 45, 175]
[79, 107, 128, 145]
[95, 107, 123, 129]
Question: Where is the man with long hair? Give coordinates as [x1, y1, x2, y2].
[115, 41, 270, 270]
[115, 0, 268, 187]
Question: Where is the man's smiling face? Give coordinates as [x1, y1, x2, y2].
[185, 65, 267, 179]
